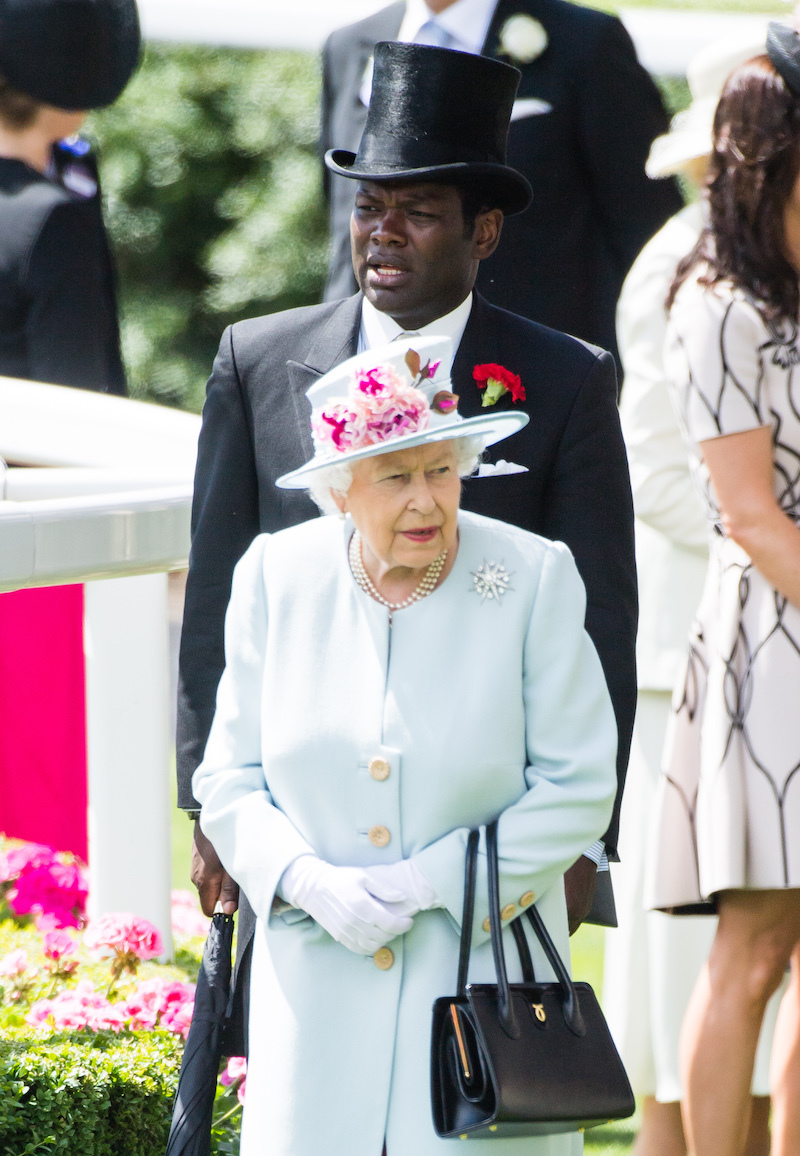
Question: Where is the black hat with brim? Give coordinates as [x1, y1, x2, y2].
[325, 41, 532, 216]
[767, 21, 800, 98]
[0, 0, 141, 110]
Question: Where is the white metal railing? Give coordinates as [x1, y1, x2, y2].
[133, 0, 772, 76]
[0, 376, 201, 954]
[0, 484, 191, 591]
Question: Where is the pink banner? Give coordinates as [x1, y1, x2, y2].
[0, 586, 87, 859]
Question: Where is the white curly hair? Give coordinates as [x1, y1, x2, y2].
[305, 434, 486, 515]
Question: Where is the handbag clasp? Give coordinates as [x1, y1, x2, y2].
[531, 1002, 546, 1022]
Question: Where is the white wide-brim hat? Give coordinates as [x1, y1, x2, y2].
[275, 335, 529, 489]
[646, 30, 767, 179]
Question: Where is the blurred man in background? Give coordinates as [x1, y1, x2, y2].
[321, 0, 683, 366]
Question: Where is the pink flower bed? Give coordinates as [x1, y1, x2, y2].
[171, 889, 211, 938]
[84, 913, 163, 962]
[0, 840, 243, 1105]
[1, 842, 88, 930]
[220, 1055, 247, 1104]
[25, 975, 196, 1036]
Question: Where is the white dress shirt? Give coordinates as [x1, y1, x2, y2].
[360, 0, 498, 105]
[398, 0, 497, 55]
[357, 291, 473, 371]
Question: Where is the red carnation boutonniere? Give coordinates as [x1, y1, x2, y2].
[473, 364, 525, 408]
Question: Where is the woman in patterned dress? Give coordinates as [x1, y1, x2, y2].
[647, 32, 800, 1156]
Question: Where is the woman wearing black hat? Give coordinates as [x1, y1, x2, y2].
[0, 0, 139, 393]
[647, 23, 800, 1156]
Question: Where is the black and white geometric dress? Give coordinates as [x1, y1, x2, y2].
[647, 273, 800, 912]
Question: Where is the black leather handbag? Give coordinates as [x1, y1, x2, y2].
[431, 821, 635, 1139]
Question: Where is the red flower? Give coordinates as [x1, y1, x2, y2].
[472, 363, 525, 405]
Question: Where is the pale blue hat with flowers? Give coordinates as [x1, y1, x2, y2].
[275, 336, 529, 489]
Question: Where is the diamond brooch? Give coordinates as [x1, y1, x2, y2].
[471, 561, 513, 603]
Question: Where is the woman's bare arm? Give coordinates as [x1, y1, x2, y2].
[700, 424, 800, 607]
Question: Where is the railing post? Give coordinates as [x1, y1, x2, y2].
[84, 572, 173, 956]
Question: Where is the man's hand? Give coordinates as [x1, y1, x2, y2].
[191, 821, 239, 916]
[564, 855, 598, 936]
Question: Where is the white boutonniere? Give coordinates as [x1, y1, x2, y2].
[497, 14, 548, 65]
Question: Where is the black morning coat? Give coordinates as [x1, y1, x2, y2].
[320, 0, 684, 365]
[177, 291, 637, 876]
[0, 144, 126, 394]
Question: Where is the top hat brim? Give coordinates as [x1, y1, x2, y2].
[325, 149, 532, 216]
[768, 22, 800, 98]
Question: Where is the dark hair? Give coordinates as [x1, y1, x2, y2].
[0, 70, 40, 132]
[669, 55, 800, 321]
[456, 180, 501, 237]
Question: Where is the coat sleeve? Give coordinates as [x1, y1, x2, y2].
[192, 536, 316, 920]
[617, 230, 708, 552]
[24, 198, 126, 394]
[539, 350, 637, 857]
[176, 327, 261, 808]
[576, 17, 683, 289]
[413, 542, 617, 945]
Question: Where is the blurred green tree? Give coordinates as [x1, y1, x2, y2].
[87, 46, 690, 415]
[88, 45, 329, 412]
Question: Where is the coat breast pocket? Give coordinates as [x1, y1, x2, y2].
[460, 470, 539, 530]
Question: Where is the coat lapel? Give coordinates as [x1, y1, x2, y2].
[482, 0, 546, 58]
[286, 294, 362, 455]
[452, 294, 502, 419]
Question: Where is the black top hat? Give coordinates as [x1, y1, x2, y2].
[326, 41, 532, 216]
[768, 22, 800, 98]
[0, 0, 140, 110]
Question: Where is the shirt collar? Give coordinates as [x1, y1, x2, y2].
[398, 0, 498, 56]
[358, 292, 474, 370]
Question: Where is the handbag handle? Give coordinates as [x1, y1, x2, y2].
[456, 828, 480, 998]
[459, 821, 586, 1039]
[486, 820, 520, 1038]
[524, 903, 585, 1036]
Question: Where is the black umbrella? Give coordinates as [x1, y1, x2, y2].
[166, 912, 235, 1156]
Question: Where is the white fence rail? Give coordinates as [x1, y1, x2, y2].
[0, 377, 200, 953]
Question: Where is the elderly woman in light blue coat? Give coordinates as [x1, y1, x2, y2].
[193, 336, 618, 1156]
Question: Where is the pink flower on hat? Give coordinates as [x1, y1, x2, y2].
[314, 402, 370, 453]
[312, 354, 432, 457]
[355, 364, 405, 397]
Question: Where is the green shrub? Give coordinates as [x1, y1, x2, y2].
[0, 1028, 182, 1155]
[88, 44, 329, 412]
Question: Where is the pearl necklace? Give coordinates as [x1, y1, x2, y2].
[349, 531, 447, 618]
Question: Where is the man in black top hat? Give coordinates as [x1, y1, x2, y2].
[322, 0, 683, 368]
[179, 43, 636, 1028]
[0, 0, 139, 392]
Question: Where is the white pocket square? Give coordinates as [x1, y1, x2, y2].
[510, 97, 553, 121]
[476, 460, 529, 477]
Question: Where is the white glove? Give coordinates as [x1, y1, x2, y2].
[278, 855, 414, 955]
[362, 859, 441, 919]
